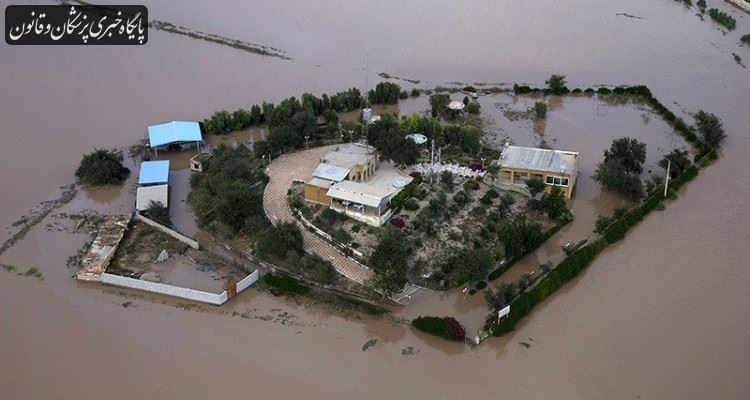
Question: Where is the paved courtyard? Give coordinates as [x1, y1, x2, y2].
[262, 145, 373, 285]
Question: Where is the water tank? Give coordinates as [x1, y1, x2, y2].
[362, 108, 373, 123]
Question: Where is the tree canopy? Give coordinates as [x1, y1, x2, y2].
[594, 137, 647, 200]
[75, 149, 130, 185]
[545, 74, 568, 94]
[368, 227, 408, 296]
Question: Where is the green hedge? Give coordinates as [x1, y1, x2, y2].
[412, 316, 465, 341]
[487, 223, 564, 281]
[390, 175, 423, 211]
[262, 273, 310, 295]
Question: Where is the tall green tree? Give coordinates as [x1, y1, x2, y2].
[659, 149, 692, 179]
[369, 228, 408, 296]
[545, 74, 568, 94]
[594, 137, 646, 200]
[694, 110, 726, 149]
[75, 149, 130, 185]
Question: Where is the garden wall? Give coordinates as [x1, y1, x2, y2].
[134, 212, 199, 249]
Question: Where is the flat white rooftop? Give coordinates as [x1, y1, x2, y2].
[321, 143, 376, 170]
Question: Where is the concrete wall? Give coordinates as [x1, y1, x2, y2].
[101, 270, 258, 305]
[102, 272, 228, 305]
[134, 213, 199, 249]
[236, 270, 259, 292]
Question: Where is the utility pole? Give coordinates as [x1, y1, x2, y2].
[430, 139, 435, 184]
[664, 159, 671, 197]
[305, 135, 310, 149]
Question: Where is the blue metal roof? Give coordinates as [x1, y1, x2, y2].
[138, 160, 170, 185]
[148, 121, 202, 148]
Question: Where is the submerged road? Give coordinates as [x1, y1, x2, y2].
[262, 145, 373, 285]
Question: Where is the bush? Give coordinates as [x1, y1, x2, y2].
[411, 316, 465, 341]
[742, 34, 750, 46]
[708, 8, 736, 30]
[262, 273, 310, 295]
[390, 176, 422, 211]
[466, 102, 481, 114]
[534, 101, 547, 119]
[75, 149, 130, 185]
[403, 198, 420, 211]
[390, 217, 406, 229]
[463, 180, 480, 191]
[410, 88, 421, 97]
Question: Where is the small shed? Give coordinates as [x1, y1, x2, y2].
[190, 152, 212, 172]
[138, 160, 170, 186]
[148, 121, 203, 154]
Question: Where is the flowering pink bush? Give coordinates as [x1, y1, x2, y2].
[443, 317, 466, 341]
[390, 217, 406, 229]
[409, 171, 422, 177]
[469, 162, 484, 172]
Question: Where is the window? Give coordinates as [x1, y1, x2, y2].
[546, 176, 554, 185]
[553, 177, 562, 185]
[561, 178, 569, 187]
[546, 175, 570, 187]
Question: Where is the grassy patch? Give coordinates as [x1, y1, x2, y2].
[262, 273, 310, 295]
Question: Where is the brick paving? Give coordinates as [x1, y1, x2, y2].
[262, 146, 373, 285]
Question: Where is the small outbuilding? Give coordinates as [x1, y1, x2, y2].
[190, 152, 213, 173]
[136, 160, 170, 211]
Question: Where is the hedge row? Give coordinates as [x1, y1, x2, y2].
[487, 223, 564, 281]
[262, 273, 311, 295]
[390, 176, 423, 211]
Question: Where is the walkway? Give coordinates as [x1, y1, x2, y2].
[262, 146, 373, 285]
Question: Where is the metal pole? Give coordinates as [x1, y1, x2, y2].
[664, 159, 671, 197]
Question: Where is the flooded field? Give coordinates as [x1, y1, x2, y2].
[1, 0, 749, 399]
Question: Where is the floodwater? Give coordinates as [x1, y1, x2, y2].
[1, 0, 749, 399]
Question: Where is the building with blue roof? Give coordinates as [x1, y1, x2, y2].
[136, 160, 170, 211]
[147, 121, 203, 153]
[138, 160, 170, 186]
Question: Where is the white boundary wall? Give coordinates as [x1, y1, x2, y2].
[134, 213, 199, 249]
[101, 269, 258, 305]
[727, 0, 750, 13]
[236, 270, 259, 292]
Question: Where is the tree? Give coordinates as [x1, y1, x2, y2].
[526, 178, 546, 198]
[440, 171, 455, 191]
[594, 137, 647, 200]
[367, 116, 420, 165]
[485, 282, 518, 311]
[546, 74, 568, 94]
[659, 149, 692, 179]
[369, 82, 402, 104]
[256, 223, 303, 259]
[461, 248, 494, 284]
[496, 216, 544, 259]
[694, 110, 725, 149]
[534, 101, 547, 119]
[368, 228, 408, 296]
[75, 149, 130, 185]
[540, 187, 568, 220]
[429, 94, 450, 118]
[466, 101, 481, 114]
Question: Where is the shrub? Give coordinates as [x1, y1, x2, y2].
[368, 82, 402, 104]
[534, 101, 547, 119]
[708, 8, 736, 30]
[390, 176, 422, 210]
[742, 34, 750, 46]
[75, 149, 130, 185]
[390, 217, 406, 229]
[411, 316, 465, 341]
[468, 162, 484, 172]
[466, 102, 481, 114]
[463, 180, 480, 191]
[262, 273, 310, 295]
[403, 198, 420, 211]
[545, 74, 568, 94]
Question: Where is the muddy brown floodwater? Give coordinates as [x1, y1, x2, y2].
[1, 0, 749, 399]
